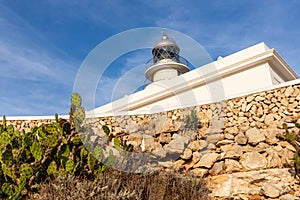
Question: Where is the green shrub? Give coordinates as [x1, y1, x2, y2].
[185, 110, 200, 130]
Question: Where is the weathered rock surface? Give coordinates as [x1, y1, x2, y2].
[158, 133, 171, 144]
[235, 132, 248, 145]
[194, 153, 220, 168]
[245, 128, 266, 145]
[209, 169, 297, 198]
[224, 159, 242, 173]
[209, 161, 224, 176]
[141, 135, 162, 152]
[163, 135, 188, 154]
[187, 140, 207, 151]
[221, 144, 243, 159]
[180, 148, 192, 160]
[280, 194, 295, 200]
[125, 121, 139, 134]
[190, 168, 208, 177]
[240, 152, 267, 170]
[154, 116, 180, 134]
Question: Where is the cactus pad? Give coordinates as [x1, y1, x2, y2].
[80, 147, 88, 160]
[0, 132, 11, 147]
[65, 160, 75, 174]
[102, 125, 110, 135]
[37, 130, 47, 146]
[2, 148, 13, 166]
[20, 163, 33, 179]
[1, 164, 13, 178]
[30, 141, 43, 161]
[93, 146, 103, 162]
[71, 134, 82, 145]
[47, 135, 58, 148]
[104, 149, 115, 167]
[57, 144, 70, 159]
[74, 107, 85, 123]
[6, 125, 14, 134]
[71, 93, 82, 107]
[113, 137, 121, 149]
[2, 183, 13, 196]
[47, 161, 57, 176]
[87, 153, 96, 170]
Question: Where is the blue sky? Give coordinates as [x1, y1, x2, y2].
[0, 0, 300, 116]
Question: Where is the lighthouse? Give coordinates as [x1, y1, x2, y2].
[145, 33, 190, 83]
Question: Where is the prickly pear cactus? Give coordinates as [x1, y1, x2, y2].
[0, 93, 130, 199]
[0, 93, 101, 199]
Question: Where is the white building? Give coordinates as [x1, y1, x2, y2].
[90, 34, 298, 117]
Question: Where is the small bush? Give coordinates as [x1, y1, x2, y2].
[185, 110, 200, 130]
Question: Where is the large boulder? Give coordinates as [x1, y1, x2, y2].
[153, 115, 181, 134]
[141, 135, 162, 152]
[163, 135, 189, 155]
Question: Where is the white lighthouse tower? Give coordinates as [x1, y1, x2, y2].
[145, 33, 190, 83]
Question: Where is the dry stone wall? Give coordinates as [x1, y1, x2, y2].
[2, 84, 300, 199]
[5, 119, 54, 132]
[89, 84, 300, 199]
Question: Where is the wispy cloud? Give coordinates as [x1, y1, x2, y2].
[122, 51, 149, 74]
[0, 5, 77, 83]
[95, 51, 149, 108]
[0, 43, 55, 80]
[0, 4, 78, 116]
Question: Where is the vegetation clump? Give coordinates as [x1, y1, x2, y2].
[185, 110, 200, 130]
[26, 169, 210, 200]
[0, 93, 108, 199]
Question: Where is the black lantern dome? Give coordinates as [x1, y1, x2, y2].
[152, 33, 180, 64]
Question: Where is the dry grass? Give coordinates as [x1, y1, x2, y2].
[26, 169, 211, 200]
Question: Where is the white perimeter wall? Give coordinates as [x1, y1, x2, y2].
[126, 62, 274, 114]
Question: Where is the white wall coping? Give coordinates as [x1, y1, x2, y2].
[3, 115, 69, 121]
[87, 78, 300, 117]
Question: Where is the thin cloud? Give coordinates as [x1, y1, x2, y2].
[96, 60, 147, 108]
[0, 4, 78, 116]
[0, 44, 54, 80]
[0, 4, 77, 84]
